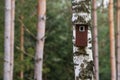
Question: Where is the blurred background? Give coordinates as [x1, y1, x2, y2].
[0, 0, 117, 80]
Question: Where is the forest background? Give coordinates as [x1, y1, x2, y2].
[0, 0, 116, 80]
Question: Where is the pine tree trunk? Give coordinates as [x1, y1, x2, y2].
[10, 0, 15, 80]
[34, 0, 46, 80]
[117, 0, 120, 80]
[4, 0, 12, 80]
[92, 0, 99, 80]
[108, 0, 116, 80]
[20, 15, 24, 79]
[19, 0, 24, 79]
[72, 0, 95, 80]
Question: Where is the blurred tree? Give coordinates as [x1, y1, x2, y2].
[18, 0, 25, 79]
[92, 0, 99, 80]
[34, 0, 46, 80]
[19, 15, 24, 79]
[116, 0, 120, 80]
[108, 0, 116, 80]
[4, 0, 12, 80]
[10, 0, 15, 80]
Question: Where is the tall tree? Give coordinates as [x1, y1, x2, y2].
[108, 0, 116, 80]
[19, 0, 24, 79]
[116, 0, 120, 80]
[72, 0, 95, 80]
[19, 15, 24, 79]
[10, 0, 15, 80]
[34, 0, 46, 80]
[92, 0, 99, 80]
[4, 0, 12, 80]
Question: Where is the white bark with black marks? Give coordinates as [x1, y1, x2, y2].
[72, 0, 95, 80]
[4, 0, 12, 80]
[34, 0, 46, 80]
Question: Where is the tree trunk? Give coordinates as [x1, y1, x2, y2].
[92, 0, 99, 80]
[19, 0, 24, 78]
[72, 0, 95, 80]
[34, 0, 46, 80]
[101, 0, 104, 12]
[10, 0, 15, 80]
[4, 0, 12, 80]
[116, 0, 120, 80]
[108, 0, 116, 80]
[19, 15, 24, 79]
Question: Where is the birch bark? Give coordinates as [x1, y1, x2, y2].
[4, 0, 12, 80]
[10, 0, 15, 79]
[34, 0, 46, 80]
[72, 0, 95, 80]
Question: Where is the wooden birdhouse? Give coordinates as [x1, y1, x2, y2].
[75, 24, 88, 47]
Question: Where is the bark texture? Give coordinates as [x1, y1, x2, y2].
[34, 0, 46, 80]
[10, 0, 15, 80]
[117, 0, 120, 80]
[19, 15, 24, 79]
[19, 0, 24, 78]
[72, 0, 95, 80]
[92, 0, 99, 80]
[108, 0, 116, 80]
[4, 0, 12, 80]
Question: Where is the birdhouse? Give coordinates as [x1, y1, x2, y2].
[75, 24, 88, 47]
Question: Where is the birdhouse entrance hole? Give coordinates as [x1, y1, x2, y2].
[79, 26, 85, 32]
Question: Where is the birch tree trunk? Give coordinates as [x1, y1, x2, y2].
[4, 0, 12, 80]
[34, 0, 46, 80]
[10, 0, 15, 80]
[72, 0, 95, 80]
[108, 0, 116, 80]
[116, 0, 120, 80]
[92, 0, 99, 80]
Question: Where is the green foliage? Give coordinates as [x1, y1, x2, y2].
[0, 0, 4, 79]
[44, 0, 74, 80]
[97, 9, 111, 80]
